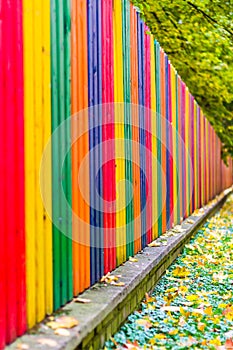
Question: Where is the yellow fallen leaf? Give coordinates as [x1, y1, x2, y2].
[179, 306, 192, 317]
[198, 322, 206, 331]
[100, 272, 111, 282]
[47, 316, 79, 330]
[153, 334, 166, 340]
[164, 292, 178, 304]
[192, 210, 202, 217]
[178, 286, 188, 295]
[209, 337, 221, 346]
[186, 219, 195, 224]
[145, 293, 156, 303]
[169, 329, 178, 335]
[225, 312, 233, 321]
[204, 306, 213, 316]
[47, 316, 55, 321]
[47, 322, 60, 330]
[211, 316, 220, 325]
[218, 303, 228, 309]
[165, 287, 178, 293]
[186, 295, 199, 302]
[110, 281, 125, 287]
[101, 273, 122, 284]
[172, 266, 190, 278]
[148, 241, 161, 247]
[129, 256, 138, 262]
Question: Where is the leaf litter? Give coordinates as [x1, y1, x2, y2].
[105, 195, 233, 349]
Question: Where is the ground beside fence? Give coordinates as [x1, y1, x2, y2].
[106, 193, 233, 349]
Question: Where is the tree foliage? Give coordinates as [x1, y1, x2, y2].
[132, 0, 233, 161]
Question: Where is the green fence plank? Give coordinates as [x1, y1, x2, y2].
[51, 0, 72, 309]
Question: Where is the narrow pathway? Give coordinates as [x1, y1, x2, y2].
[105, 195, 233, 349]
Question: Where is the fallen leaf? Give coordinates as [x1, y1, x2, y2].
[148, 241, 161, 247]
[101, 273, 124, 285]
[165, 287, 178, 293]
[218, 303, 228, 309]
[47, 316, 79, 330]
[186, 294, 199, 302]
[101, 272, 119, 283]
[129, 256, 138, 262]
[145, 292, 156, 303]
[172, 266, 190, 278]
[198, 322, 206, 331]
[54, 328, 70, 336]
[202, 340, 208, 346]
[47, 316, 55, 321]
[186, 219, 195, 224]
[204, 306, 213, 316]
[225, 312, 233, 321]
[172, 225, 186, 233]
[110, 281, 125, 287]
[178, 285, 188, 295]
[74, 297, 91, 304]
[100, 272, 111, 283]
[153, 333, 166, 340]
[209, 337, 221, 346]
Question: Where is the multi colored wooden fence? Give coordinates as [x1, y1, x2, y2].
[0, 0, 232, 347]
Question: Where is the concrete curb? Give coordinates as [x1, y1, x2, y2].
[8, 188, 232, 350]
